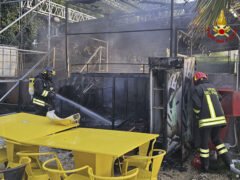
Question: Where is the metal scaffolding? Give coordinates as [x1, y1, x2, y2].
[23, 0, 96, 22]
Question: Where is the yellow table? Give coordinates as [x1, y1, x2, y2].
[0, 112, 79, 167]
[23, 128, 159, 176]
[0, 113, 78, 142]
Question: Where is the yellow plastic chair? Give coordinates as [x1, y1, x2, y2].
[122, 149, 166, 180]
[139, 139, 156, 157]
[0, 144, 7, 165]
[5, 139, 39, 168]
[17, 151, 60, 180]
[0, 157, 31, 180]
[88, 167, 138, 180]
[42, 157, 90, 180]
[122, 139, 156, 170]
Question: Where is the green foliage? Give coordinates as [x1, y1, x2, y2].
[0, 0, 100, 49]
[54, 0, 66, 5]
[0, 3, 46, 49]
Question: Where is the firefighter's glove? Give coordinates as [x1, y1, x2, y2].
[48, 91, 56, 99]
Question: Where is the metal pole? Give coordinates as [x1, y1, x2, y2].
[18, 80, 23, 112]
[48, 0, 51, 61]
[112, 77, 116, 129]
[19, 1, 22, 48]
[232, 28, 240, 92]
[170, 0, 174, 57]
[149, 68, 153, 133]
[53, 47, 56, 69]
[174, 29, 178, 57]
[65, 2, 69, 78]
[106, 42, 109, 72]
[190, 38, 192, 57]
[99, 47, 102, 72]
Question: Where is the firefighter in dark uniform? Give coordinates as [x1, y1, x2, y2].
[33, 67, 56, 116]
[192, 72, 232, 171]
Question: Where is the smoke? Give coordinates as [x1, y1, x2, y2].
[50, 1, 196, 74]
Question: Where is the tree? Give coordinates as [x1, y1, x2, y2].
[0, 3, 45, 49]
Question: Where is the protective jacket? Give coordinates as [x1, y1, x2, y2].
[32, 74, 55, 108]
[192, 79, 226, 128]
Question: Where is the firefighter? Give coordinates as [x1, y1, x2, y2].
[32, 67, 56, 116]
[192, 72, 232, 172]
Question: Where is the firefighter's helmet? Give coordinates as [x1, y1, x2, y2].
[193, 72, 208, 84]
[42, 67, 56, 79]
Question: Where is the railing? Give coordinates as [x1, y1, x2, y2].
[75, 38, 109, 74]
[79, 46, 102, 73]
[72, 63, 149, 74]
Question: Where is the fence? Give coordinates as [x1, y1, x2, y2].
[195, 55, 235, 74]
[57, 73, 149, 131]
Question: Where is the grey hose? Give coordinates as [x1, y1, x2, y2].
[230, 160, 240, 174]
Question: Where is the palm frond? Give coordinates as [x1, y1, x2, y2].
[189, 0, 233, 39]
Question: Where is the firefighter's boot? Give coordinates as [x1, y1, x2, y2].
[200, 157, 209, 172]
[200, 148, 210, 172]
[220, 152, 232, 168]
[216, 144, 232, 168]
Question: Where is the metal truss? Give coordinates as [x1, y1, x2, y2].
[230, 1, 240, 20]
[23, 0, 96, 22]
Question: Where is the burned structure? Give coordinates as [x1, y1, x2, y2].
[1, 0, 240, 164]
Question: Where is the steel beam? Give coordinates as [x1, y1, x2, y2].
[23, 0, 95, 22]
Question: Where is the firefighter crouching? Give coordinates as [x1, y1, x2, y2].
[192, 72, 232, 172]
[32, 67, 56, 116]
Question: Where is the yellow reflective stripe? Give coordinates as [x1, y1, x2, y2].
[33, 98, 45, 107]
[50, 87, 54, 91]
[200, 148, 209, 153]
[200, 153, 209, 158]
[199, 116, 225, 123]
[41, 90, 49, 97]
[33, 99, 45, 105]
[206, 94, 216, 118]
[41, 91, 46, 96]
[193, 108, 200, 114]
[33, 101, 45, 107]
[216, 144, 225, 150]
[199, 120, 226, 128]
[218, 148, 228, 155]
[33, 98, 45, 103]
